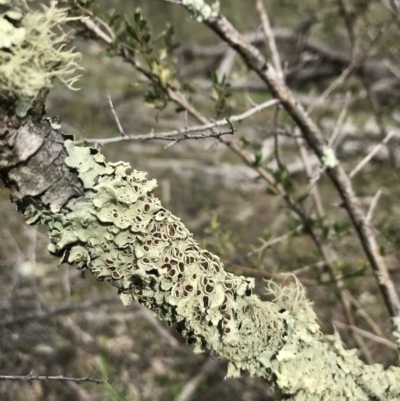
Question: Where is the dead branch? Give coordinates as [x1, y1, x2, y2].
[0, 374, 108, 385]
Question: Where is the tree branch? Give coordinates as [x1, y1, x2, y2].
[1, 2, 400, 399]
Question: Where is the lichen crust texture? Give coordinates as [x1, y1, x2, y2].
[22, 140, 288, 374]
[22, 141, 400, 399]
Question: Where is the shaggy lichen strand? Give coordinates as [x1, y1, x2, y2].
[0, 1, 82, 115]
[22, 140, 400, 399]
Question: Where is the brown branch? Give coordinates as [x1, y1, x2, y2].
[177, 28, 394, 88]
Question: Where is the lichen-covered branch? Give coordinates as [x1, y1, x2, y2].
[3, 117, 400, 400]
[1, 1, 400, 399]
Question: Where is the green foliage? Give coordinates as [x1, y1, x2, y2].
[253, 149, 263, 167]
[272, 166, 294, 192]
[94, 5, 180, 111]
[211, 72, 232, 118]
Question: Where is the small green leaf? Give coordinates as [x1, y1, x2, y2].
[297, 193, 309, 204]
[134, 8, 142, 24]
[254, 150, 262, 167]
[262, 229, 272, 240]
[265, 186, 278, 196]
[239, 137, 250, 148]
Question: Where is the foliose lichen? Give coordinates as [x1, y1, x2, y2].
[23, 139, 284, 372]
[21, 139, 400, 399]
[0, 0, 82, 116]
[182, 0, 220, 22]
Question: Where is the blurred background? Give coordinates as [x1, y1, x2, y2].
[1, 0, 400, 399]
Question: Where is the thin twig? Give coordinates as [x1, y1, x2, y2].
[344, 290, 386, 338]
[137, 306, 180, 349]
[247, 225, 303, 257]
[328, 92, 351, 148]
[107, 94, 126, 137]
[333, 320, 397, 350]
[295, 119, 373, 362]
[366, 189, 383, 223]
[308, 63, 355, 114]
[349, 131, 396, 178]
[76, 100, 277, 145]
[0, 373, 108, 384]
[254, 0, 283, 79]
[175, 359, 220, 401]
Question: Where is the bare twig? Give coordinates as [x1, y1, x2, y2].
[0, 373, 108, 384]
[76, 100, 278, 145]
[295, 118, 373, 362]
[175, 359, 220, 401]
[107, 94, 126, 137]
[366, 189, 383, 223]
[333, 320, 397, 350]
[247, 225, 303, 257]
[308, 63, 355, 113]
[254, 0, 283, 79]
[361, 73, 396, 167]
[349, 131, 396, 178]
[344, 290, 386, 338]
[328, 92, 351, 148]
[137, 306, 180, 349]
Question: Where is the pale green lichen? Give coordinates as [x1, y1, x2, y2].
[24, 140, 274, 362]
[321, 147, 338, 168]
[182, 0, 219, 22]
[22, 140, 400, 399]
[391, 315, 400, 348]
[266, 275, 321, 338]
[0, 0, 82, 115]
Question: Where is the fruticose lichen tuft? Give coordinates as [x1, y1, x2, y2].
[0, 0, 82, 115]
[266, 275, 321, 337]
